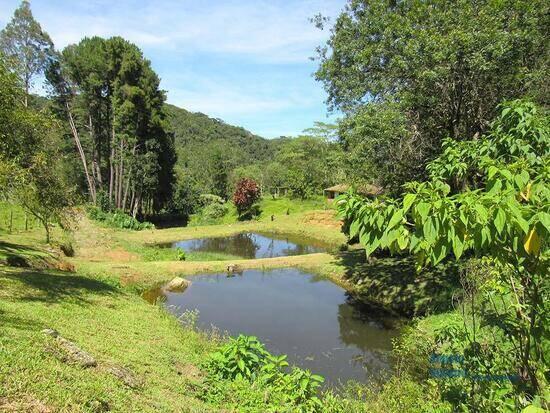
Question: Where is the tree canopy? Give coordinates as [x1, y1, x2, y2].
[47, 36, 176, 216]
[0, 0, 54, 107]
[316, 0, 550, 191]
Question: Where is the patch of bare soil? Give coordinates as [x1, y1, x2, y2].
[302, 210, 342, 229]
[104, 249, 138, 262]
[0, 396, 52, 413]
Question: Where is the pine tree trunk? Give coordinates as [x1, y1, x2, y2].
[109, 125, 115, 206]
[66, 102, 96, 203]
[118, 139, 124, 209]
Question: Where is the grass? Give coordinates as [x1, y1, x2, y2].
[118, 240, 244, 263]
[0, 200, 458, 411]
[0, 266, 218, 412]
[0, 202, 40, 234]
[189, 196, 329, 226]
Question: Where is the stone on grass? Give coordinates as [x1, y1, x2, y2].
[43, 328, 97, 367]
[105, 365, 142, 388]
[164, 277, 191, 292]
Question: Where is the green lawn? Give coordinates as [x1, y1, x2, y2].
[0, 202, 455, 412]
[189, 196, 329, 226]
[0, 266, 218, 412]
[0, 202, 41, 234]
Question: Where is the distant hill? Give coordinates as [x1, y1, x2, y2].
[165, 103, 282, 163]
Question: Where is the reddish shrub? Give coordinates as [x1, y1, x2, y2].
[233, 178, 260, 217]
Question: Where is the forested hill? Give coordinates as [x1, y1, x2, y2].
[165, 103, 282, 163]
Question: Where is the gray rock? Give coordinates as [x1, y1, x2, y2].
[105, 365, 142, 388]
[43, 329, 97, 367]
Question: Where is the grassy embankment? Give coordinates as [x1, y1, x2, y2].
[0, 199, 349, 411]
[0, 199, 457, 411]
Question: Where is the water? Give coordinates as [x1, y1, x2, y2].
[171, 232, 329, 259]
[147, 268, 399, 385]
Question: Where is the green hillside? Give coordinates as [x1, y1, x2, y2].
[165, 103, 284, 163]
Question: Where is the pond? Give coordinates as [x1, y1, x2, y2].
[170, 232, 329, 259]
[146, 268, 400, 385]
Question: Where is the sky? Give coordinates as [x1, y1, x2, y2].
[0, 0, 346, 138]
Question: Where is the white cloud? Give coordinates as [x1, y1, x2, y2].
[18, 0, 343, 63]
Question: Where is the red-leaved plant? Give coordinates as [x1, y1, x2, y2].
[233, 178, 260, 218]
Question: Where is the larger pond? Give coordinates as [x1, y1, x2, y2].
[170, 232, 329, 259]
[147, 268, 400, 385]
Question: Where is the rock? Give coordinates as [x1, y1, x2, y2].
[163, 277, 191, 292]
[105, 365, 142, 388]
[42, 328, 59, 337]
[56, 261, 75, 272]
[43, 329, 97, 367]
[226, 263, 242, 275]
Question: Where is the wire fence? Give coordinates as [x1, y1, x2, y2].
[0, 202, 39, 233]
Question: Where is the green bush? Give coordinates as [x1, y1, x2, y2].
[201, 334, 325, 412]
[202, 202, 228, 220]
[87, 206, 154, 231]
[198, 193, 224, 206]
[175, 247, 186, 261]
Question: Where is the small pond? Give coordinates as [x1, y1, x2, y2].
[146, 268, 400, 385]
[170, 232, 329, 259]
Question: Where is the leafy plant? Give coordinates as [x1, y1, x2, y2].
[205, 334, 268, 381]
[337, 101, 549, 409]
[233, 178, 260, 219]
[201, 334, 329, 412]
[87, 206, 154, 231]
[175, 247, 186, 261]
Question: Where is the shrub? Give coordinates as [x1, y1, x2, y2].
[199, 193, 224, 207]
[175, 247, 186, 261]
[201, 334, 325, 412]
[86, 206, 154, 231]
[233, 178, 260, 219]
[202, 202, 228, 220]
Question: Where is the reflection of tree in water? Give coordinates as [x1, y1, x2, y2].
[337, 293, 398, 377]
[191, 233, 260, 258]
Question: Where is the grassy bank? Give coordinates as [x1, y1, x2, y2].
[0, 203, 456, 411]
[0, 266, 218, 412]
[188, 196, 328, 226]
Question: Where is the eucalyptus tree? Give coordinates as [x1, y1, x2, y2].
[316, 0, 550, 190]
[0, 0, 54, 107]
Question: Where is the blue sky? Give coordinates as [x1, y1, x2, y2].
[0, 0, 345, 138]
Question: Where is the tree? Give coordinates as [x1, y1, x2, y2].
[16, 153, 73, 242]
[264, 161, 289, 198]
[0, 60, 73, 242]
[233, 178, 260, 219]
[337, 101, 549, 409]
[230, 164, 264, 193]
[47, 36, 176, 215]
[316, 0, 549, 188]
[0, 0, 54, 107]
[275, 136, 343, 199]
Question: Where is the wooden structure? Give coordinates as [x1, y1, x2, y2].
[324, 183, 382, 201]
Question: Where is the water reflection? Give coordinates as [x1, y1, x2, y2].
[172, 232, 329, 259]
[145, 268, 400, 385]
